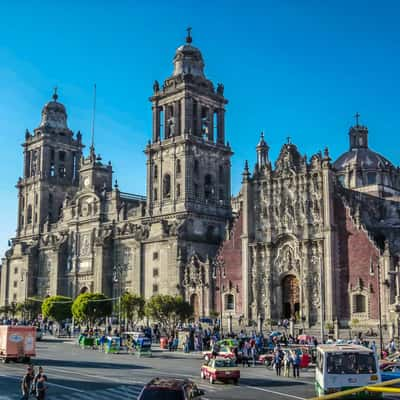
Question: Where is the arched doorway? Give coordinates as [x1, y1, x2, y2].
[282, 275, 300, 319]
[190, 293, 200, 320]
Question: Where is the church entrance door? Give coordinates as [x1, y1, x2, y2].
[190, 293, 200, 320]
[282, 275, 300, 319]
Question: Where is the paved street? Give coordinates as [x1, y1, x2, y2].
[0, 336, 317, 400]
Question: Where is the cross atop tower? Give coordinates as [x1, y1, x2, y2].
[354, 112, 360, 126]
[186, 27, 192, 44]
[286, 136, 291, 144]
[53, 86, 58, 102]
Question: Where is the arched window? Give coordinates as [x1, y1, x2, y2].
[176, 159, 181, 175]
[154, 165, 158, 179]
[153, 188, 158, 201]
[163, 174, 171, 198]
[27, 205, 32, 224]
[225, 294, 235, 311]
[176, 184, 181, 198]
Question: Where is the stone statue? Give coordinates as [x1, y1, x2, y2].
[153, 80, 160, 93]
[217, 83, 224, 96]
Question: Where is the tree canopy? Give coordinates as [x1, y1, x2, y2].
[145, 294, 193, 332]
[120, 293, 145, 327]
[72, 293, 112, 325]
[42, 295, 72, 323]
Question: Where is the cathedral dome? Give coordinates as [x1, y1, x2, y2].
[333, 147, 394, 171]
[39, 90, 68, 130]
[172, 29, 205, 78]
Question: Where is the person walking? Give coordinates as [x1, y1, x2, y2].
[292, 350, 301, 378]
[20, 366, 34, 400]
[274, 350, 282, 376]
[35, 376, 47, 400]
[33, 367, 47, 394]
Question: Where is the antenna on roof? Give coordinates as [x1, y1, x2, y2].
[90, 83, 97, 157]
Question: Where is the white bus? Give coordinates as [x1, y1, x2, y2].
[315, 344, 381, 397]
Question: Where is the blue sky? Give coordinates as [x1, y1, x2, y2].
[0, 1, 399, 256]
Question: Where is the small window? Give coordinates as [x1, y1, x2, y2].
[176, 184, 181, 198]
[219, 165, 224, 181]
[14, 267, 18, 274]
[13, 293, 17, 301]
[176, 159, 181, 175]
[354, 294, 366, 313]
[225, 294, 234, 311]
[27, 205, 32, 224]
[153, 252, 158, 260]
[50, 149, 55, 161]
[59, 151, 66, 162]
[194, 160, 199, 175]
[50, 163, 56, 177]
[153, 284, 159, 294]
[154, 165, 158, 179]
[194, 183, 199, 197]
[153, 268, 159, 278]
[163, 174, 171, 198]
[13, 281, 18, 288]
[367, 172, 376, 185]
[153, 188, 158, 201]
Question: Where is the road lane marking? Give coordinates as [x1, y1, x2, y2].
[246, 385, 306, 399]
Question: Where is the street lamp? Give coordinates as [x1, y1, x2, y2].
[212, 259, 226, 335]
[113, 263, 127, 329]
[376, 262, 384, 357]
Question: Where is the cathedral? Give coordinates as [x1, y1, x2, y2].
[1, 33, 400, 338]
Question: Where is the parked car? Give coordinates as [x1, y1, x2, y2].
[201, 357, 240, 385]
[137, 378, 204, 400]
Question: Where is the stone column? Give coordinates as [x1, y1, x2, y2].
[152, 105, 160, 142]
[208, 108, 214, 142]
[196, 102, 202, 137]
[321, 159, 335, 323]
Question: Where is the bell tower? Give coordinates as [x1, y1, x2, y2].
[145, 30, 232, 220]
[17, 90, 83, 237]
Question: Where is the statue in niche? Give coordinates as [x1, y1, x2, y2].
[168, 116, 176, 136]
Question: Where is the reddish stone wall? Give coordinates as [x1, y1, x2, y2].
[334, 195, 380, 321]
[216, 213, 243, 315]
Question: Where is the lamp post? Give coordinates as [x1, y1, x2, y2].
[212, 259, 226, 335]
[113, 263, 127, 329]
[377, 262, 384, 358]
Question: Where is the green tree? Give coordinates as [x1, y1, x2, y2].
[145, 294, 193, 332]
[72, 293, 112, 326]
[42, 296, 72, 324]
[120, 293, 145, 328]
[17, 297, 42, 320]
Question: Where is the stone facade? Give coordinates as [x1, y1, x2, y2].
[217, 127, 400, 336]
[0, 34, 232, 317]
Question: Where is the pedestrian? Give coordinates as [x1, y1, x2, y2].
[33, 366, 47, 394]
[35, 376, 47, 400]
[283, 352, 291, 377]
[292, 351, 300, 378]
[274, 350, 282, 376]
[250, 343, 257, 367]
[20, 366, 34, 400]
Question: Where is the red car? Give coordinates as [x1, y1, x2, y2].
[200, 358, 240, 384]
[137, 378, 205, 400]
